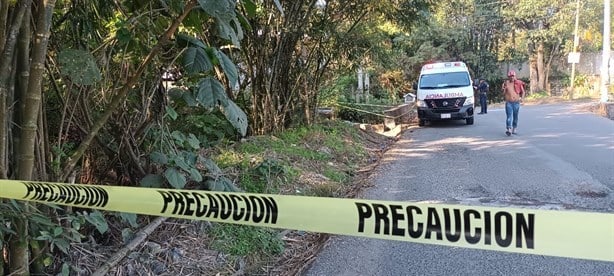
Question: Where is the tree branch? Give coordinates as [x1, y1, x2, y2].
[91, 217, 167, 276]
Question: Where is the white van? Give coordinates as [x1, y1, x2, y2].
[415, 62, 475, 126]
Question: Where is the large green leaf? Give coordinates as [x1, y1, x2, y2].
[164, 167, 186, 189]
[58, 49, 102, 86]
[171, 131, 187, 144]
[183, 9, 212, 31]
[84, 210, 108, 234]
[173, 156, 191, 172]
[183, 92, 198, 107]
[182, 151, 199, 167]
[165, 105, 178, 120]
[198, 0, 235, 18]
[176, 33, 207, 48]
[53, 239, 70, 254]
[214, 49, 238, 86]
[240, 0, 257, 17]
[167, 87, 187, 99]
[183, 46, 213, 74]
[201, 157, 223, 175]
[53, 226, 63, 236]
[197, 77, 229, 109]
[119, 213, 139, 228]
[221, 100, 248, 136]
[189, 168, 203, 182]
[201, 159, 239, 191]
[198, 0, 243, 46]
[235, 11, 253, 33]
[205, 176, 241, 192]
[140, 174, 164, 188]
[216, 18, 243, 46]
[60, 263, 70, 276]
[187, 133, 200, 149]
[150, 152, 168, 165]
[205, 179, 225, 191]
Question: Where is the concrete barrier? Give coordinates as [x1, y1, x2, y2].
[598, 102, 614, 120]
[317, 107, 334, 120]
[383, 103, 415, 130]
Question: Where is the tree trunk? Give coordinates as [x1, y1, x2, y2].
[8, 216, 29, 275]
[0, 1, 8, 52]
[31, 110, 49, 275]
[10, 2, 54, 274]
[19, 0, 55, 180]
[536, 42, 546, 91]
[529, 56, 538, 94]
[14, 5, 32, 177]
[2, 1, 33, 274]
[0, 0, 9, 181]
[29, 239, 45, 274]
[0, 62, 6, 179]
[545, 42, 560, 94]
[0, 1, 12, 268]
[0, 0, 31, 179]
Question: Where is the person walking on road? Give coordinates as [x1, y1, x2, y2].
[501, 70, 525, 136]
[475, 78, 489, 114]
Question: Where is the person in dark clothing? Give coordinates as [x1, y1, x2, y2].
[474, 78, 489, 114]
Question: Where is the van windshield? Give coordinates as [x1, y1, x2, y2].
[419, 72, 470, 89]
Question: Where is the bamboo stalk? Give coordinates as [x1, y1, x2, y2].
[60, 0, 198, 181]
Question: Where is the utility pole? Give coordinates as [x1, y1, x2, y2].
[570, 0, 581, 91]
[357, 66, 364, 103]
[601, 0, 611, 102]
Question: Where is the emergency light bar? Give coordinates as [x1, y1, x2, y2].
[422, 62, 466, 71]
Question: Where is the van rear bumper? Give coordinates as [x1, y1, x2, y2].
[417, 105, 474, 121]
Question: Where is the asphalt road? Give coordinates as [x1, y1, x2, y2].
[305, 102, 614, 276]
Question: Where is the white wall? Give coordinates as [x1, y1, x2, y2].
[499, 50, 613, 80]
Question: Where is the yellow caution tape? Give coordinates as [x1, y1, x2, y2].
[0, 180, 613, 262]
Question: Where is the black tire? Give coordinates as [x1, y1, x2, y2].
[466, 117, 474, 125]
[419, 119, 425, 126]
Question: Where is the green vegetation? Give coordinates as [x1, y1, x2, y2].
[207, 121, 375, 262]
[214, 121, 368, 195]
[323, 167, 349, 183]
[210, 225, 284, 256]
[525, 91, 549, 100]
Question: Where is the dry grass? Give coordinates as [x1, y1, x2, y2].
[267, 231, 330, 276]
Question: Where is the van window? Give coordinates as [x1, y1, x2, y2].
[419, 72, 471, 89]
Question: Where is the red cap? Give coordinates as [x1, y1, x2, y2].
[507, 70, 516, 77]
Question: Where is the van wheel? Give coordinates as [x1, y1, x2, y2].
[419, 119, 425, 126]
[466, 117, 474, 125]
